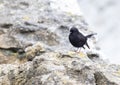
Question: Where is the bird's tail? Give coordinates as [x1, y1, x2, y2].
[86, 33, 97, 38]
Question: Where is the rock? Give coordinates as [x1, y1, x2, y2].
[0, 34, 20, 49]
[0, 51, 119, 85]
[0, 0, 119, 85]
[0, 23, 13, 28]
[0, 52, 119, 85]
[87, 51, 99, 60]
[94, 72, 118, 85]
[0, 52, 18, 64]
[25, 42, 45, 61]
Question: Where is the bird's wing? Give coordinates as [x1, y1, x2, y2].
[77, 34, 86, 42]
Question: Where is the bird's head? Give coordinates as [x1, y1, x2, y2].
[70, 27, 79, 33]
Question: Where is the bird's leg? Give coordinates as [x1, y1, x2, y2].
[76, 48, 85, 56]
[82, 46, 85, 49]
[85, 42, 90, 49]
[76, 48, 81, 53]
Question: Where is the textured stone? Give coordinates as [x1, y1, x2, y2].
[0, 0, 119, 85]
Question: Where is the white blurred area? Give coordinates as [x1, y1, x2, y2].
[77, 0, 120, 64]
[50, 0, 120, 64]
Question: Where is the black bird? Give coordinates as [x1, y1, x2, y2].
[69, 27, 96, 52]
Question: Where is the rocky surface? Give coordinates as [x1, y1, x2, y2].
[0, 0, 119, 85]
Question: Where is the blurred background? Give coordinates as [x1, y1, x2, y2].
[78, 0, 120, 64]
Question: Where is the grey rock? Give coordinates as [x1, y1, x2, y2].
[94, 72, 118, 85]
[0, 52, 120, 85]
[0, 0, 119, 85]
